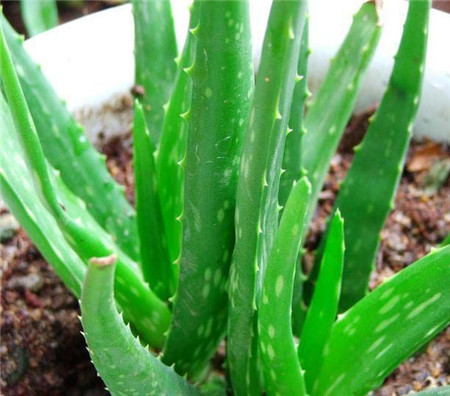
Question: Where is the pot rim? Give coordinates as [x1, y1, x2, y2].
[22, 0, 450, 143]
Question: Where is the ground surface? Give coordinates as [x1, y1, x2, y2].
[1, 110, 449, 394]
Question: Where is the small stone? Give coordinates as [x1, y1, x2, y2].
[130, 85, 145, 97]
[414, 370, 430, 382]
[24, 290, 43, 308]
[0, 213, 20, 242]
[412, 381, 423, 391]
[7, 273, 44, 292]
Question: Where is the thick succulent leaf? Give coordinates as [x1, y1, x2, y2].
[286, 19, 310, 338]
[81, 256, 198, 396]
[20, 0, 58, 36]
[156, 4, 200, 264]
[1, 94, 84, 296]
[132, 0, 177, 146]
[279, 18, 309, 209]
[315, 246, 450, 396]
[331, 0, 431, 312]
[227, 1, 308, 393]
[258, 177, 311, 396]
[298, 211, 344, 394]
[1, 92, 170, 349]
[301, 1, 382, 226]
[1, 29, 170, 348]
[1, 16, 138, 260]
[1, 19, 62, 218]
[133, 101, 174, 300]
[162, 0, 253, 378]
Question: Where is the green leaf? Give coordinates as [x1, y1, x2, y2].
[1, 25, 171, 348]
[315, 246, 450, 396]
[20, 0, 58, 36]
[298, 211, 344, 394]
[258, 177, 311, 396]
[440, 234, 450, 248]
[301, 1, 382, 227]
[1, 16, 139, 260]
[162, 0, 253, 378]
[1, 93, 84, 297]
[81, 256, 198, 396]
[286, 19, 310, 338]
[133, 101, 174, 300]
[332, 0, 431, 311]
[279, 18, 309, 209]
[132, 0, 177, 146]
[227, 0, 308, 393]
[156, 3, 200, 264]
[415, 387, 450, 395]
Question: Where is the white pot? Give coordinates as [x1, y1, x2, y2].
[23, 0, 450, 144]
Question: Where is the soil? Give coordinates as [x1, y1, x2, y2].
[1, 109, 449, 395]
[1, 2, 450, 394]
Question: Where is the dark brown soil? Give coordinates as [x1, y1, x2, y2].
[1, 109, 449, 395]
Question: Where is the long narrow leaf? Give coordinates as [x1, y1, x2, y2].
[162, 0, 253, 378]
[258, 177, 311, 396]
[287, 19, 310, 337]
[1, 16, 139, 260]
[1, 94, 84, 296]
[1, 25, 171, 348]
[315, 246, 450, 396]
[301, 1, 382, 226]
[156, 4, 200, 264]
[298, 211, 344, 393]
[228, 1, 308, 393]
[132, 0, 177, 145]
[133, 101, 174, 300]
[332, 0, 431, 311]
[279, 19, 309, 209]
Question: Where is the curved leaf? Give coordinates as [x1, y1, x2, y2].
[81, 256, 198, 396]
[316, 246, 450, 395]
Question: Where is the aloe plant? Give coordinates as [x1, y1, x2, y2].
[2, 0, 449, 395]
[20, 0, 58, 36]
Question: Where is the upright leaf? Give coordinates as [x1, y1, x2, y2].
[332, 0, 431, 311]
[157, 4, 200, 264]
[133, 101, 174, 300]
[1, 26, 171, 348]
[162, 0, 253, 377]
[301, 1, 382, 226]
[298, 211, 344, 394]
[132, 0, 177, 145]
[20, 0, 58, 36]
[1, 16, 139, 260]
[315, 246, 450, 395]
[279, 19, 310, 209]
[81, 256, 198, 396]
[227, 1, 308, 393]
[284, 19, 310, 337]
[258, 177, 311, 396]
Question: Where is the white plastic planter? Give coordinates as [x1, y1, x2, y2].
[23, 0, 450, 144]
